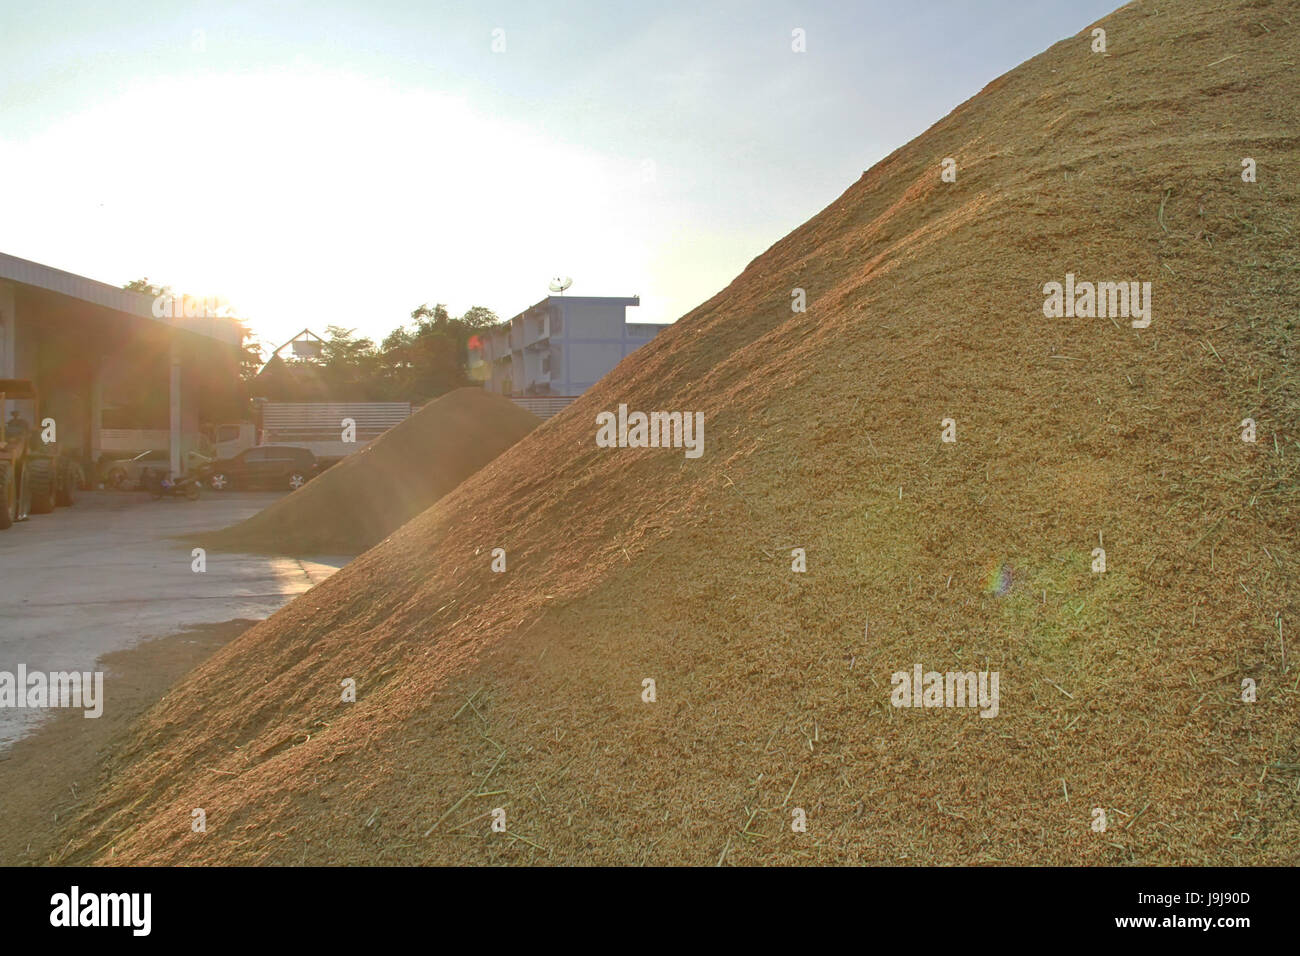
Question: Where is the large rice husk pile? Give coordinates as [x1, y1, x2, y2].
[63, 0, 1299, 865]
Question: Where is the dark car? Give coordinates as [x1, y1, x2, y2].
[202, 445, 319, 492]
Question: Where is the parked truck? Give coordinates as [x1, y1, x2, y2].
[0, 380, 81, 530]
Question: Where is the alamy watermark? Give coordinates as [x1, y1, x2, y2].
[595, 404, 704, 458]
[151, 293, 231, 320]
[50, 886, 150, 936]
[890, 663, 999, 718]
[0, 665, 104, 718]
[1042, 273, 1151, 328]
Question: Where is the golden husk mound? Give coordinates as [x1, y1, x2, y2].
[64, 0, 1299, 864]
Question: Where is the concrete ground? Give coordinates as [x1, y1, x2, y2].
[0, 490, 348, 749]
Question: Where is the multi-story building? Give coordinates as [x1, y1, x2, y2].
[471, 296, 661, 413]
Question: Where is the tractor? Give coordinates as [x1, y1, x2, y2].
[0, 379, 82, 530]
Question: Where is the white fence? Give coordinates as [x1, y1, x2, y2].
[510, 396, 578, 420]
[260, 402, 411, 442]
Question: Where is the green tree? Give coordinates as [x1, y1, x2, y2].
[123, 277, 171, 297]
[317, 325, 380, 398]
[375, 303, 488, 401]
[459, 305, 499, 331]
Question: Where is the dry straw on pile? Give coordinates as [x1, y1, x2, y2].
[63, 0, 1299, 865]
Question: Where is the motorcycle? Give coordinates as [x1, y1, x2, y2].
[145, 469, 201, 501]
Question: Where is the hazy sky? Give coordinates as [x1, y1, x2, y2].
[0, 0, 1118, 353]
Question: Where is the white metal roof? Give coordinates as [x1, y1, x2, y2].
[0, 250, 244, 346]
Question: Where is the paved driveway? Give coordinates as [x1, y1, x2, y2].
[0, 491, 347, 748]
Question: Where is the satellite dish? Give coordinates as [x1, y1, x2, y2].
[548, 276, 573, 294]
